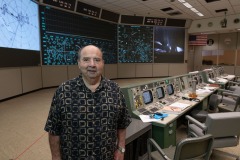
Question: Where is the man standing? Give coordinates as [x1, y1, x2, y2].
[45, 45, 132, 160]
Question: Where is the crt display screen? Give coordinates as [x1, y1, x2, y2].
[167, 84, 174, 95]
[194, 77, 199, 85]
[142, 90, 153, 104]
[156, 87, 164, 99]
[199, 76, 203, 83]
[208, 73, 212, 79]
[211, 72, 215, 79]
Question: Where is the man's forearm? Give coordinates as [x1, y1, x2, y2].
[49, 133, 61, 160]
[117, 129, 126, 148]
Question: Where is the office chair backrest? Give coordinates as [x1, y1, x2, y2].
[174, 134, 213, 160]
[233, 88, 240, 99]
[208, 94, 219, 111]
[205, 112, 240, 137]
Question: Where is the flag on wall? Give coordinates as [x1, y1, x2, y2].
[188, 34, 207, 46]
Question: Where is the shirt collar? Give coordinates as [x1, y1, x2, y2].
[77, 74, 109, 91]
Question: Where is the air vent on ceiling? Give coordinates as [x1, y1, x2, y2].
[205, 0, 220, 3]
[234, 18, 240, 24]
[215, 9, 228, 13]
[161, 7, 173, 12]
[168, 11, 182, 16]
[208, 22, 213, 27]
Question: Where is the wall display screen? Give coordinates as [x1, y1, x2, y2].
[40, 6, 117, 65]
[118, 25, 153, 63]
[41, 33, 116, 65]
[142, 90, 153, 104]
[0, 0, 40, 67]
[0, 0, 40, 51]
[154, 27, 185, 63]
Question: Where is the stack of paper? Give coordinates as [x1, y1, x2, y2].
[162, 102, 190, 114]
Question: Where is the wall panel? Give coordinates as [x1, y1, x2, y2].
[0, 68, 22, 100]
[21, 67, 42, 93]
[152, 64, 169, 77]
[104, 64, 118, 79]
[135, 64, 153, 78]
[42, 66, 68, 87]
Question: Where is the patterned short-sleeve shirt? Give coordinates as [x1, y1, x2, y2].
[44, 75, 132, 160]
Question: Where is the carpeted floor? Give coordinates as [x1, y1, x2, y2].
[0, 78, 239, 160]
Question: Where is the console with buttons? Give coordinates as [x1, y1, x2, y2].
[121, 75, 195, 148]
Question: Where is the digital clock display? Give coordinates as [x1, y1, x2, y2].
[144, 17, 166, 26]
[43, 0, 76, 11]
[76, 1, 101, 18]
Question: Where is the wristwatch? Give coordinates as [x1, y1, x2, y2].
[117, 146, 125, 153]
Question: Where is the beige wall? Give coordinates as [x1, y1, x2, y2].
[0, 63, 188, 100]
[0, 68, 22, 100]
[192, 32, 240, 73]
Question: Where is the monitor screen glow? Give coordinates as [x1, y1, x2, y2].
[156, 87, 164, 99]
[167, 84, 174, 95]
[0, 0, 40, 51]
[142, 90, 153, 104]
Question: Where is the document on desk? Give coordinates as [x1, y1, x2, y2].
[217, 78, 228, 83]
[162, 102, 190, 114]
[223, 75, 235, 80]
[208, 78, 216, 83]
[139, 115, 161, 122]
[196, 88, 211, 94]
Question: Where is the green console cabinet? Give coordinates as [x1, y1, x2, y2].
[152, 121, 176, 148]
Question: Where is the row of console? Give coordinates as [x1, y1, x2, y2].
[121, 66, 235, 148]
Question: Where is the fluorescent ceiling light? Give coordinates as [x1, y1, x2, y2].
[191, 8, 198, 12]
[183, 2, 192, 8]
[178, 0, 204, 17]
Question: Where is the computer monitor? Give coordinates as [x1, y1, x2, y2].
[142, 90, 153, 104]
[156, 87, 165, 99]
[194, 77, 199, 85]
[211, 72, 215, 79]
[199, 76, 203, 83]
[167, 84, 174, 95]
[180, 77, 185, 90]
[208, 73, 212, 79]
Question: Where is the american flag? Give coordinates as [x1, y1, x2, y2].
[188, 34, 208, 46]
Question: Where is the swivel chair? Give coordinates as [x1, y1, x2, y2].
[186, 112, 240, 160]
[225, 80, 240, 91]
[217, 88, 240, 112]
[190, 94, 220, 122]
[147, 134, 213, 160]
